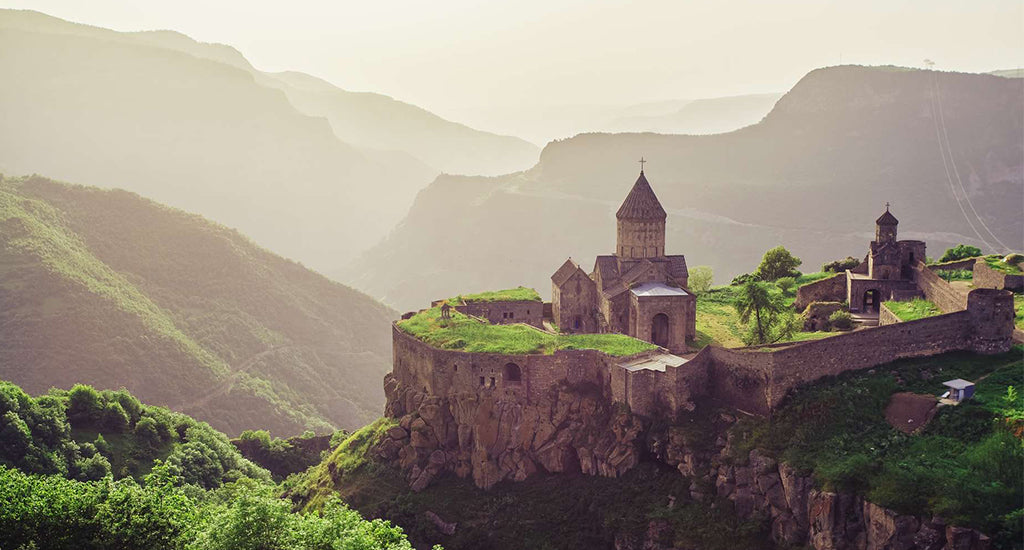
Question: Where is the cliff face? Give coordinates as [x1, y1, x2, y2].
[379, 374, 993, 550]
[380, 373, 645, 491]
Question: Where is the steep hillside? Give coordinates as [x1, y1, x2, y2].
[0, 9, 535, 274]
[0, 175, 396, 436]
[264, 71, 540, 176]
[601, 93, 782, 134]
[346, 66, 1024, 311]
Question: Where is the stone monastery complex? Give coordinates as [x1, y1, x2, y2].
[380, 165, 1017, 491]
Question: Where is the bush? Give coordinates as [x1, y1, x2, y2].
[828, 310, 853, 331]
[688, 266, 713, 293]
[67, 385, 102, 426]
[731, 273, 756, 286]
[939, 244, 983, 263]
[756, 246, 802, 281]
[1003, 253, 1023, 266]
[822, 256, 860, 273]
[775, 277, 796, 295]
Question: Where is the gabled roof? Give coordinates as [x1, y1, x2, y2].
[616, 171, 667, 220]
[621, 259, 657, 286]
[876, 207, 899, 226]
[630, 282, 689, 297]
[666, 255, 689, 281]
[942, 379, 974, 390]
[552, 258, 581, 286]
[593, 255, 621, 289]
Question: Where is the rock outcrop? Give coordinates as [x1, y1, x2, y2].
[379, 373, 645, 490]
[378, 374, 993, 550]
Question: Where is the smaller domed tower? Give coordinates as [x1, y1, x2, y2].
[616, 169, 666, 260]
[875, 204, 898, 244]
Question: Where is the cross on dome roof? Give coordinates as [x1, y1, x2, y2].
[616, 168, 666, 220]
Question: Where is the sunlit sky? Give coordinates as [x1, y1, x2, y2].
[3, 0, 1022, 141]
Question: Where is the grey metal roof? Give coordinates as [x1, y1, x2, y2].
[942, 379, 974, 389]
[617, 353, 688, 372]
[630, 282, 689, 297]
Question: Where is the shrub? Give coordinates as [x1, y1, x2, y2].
[688, 266, 713, 293]
[828, 310, 853, 331]
[822, 256, 860, 273]
[939, 244, 982, 262]
[731, 273, 756, 286]
[1004, 253, 1024, 266]
[67, 385, 102, 426]
[937, 269, 972, 282]
[756, 246, 802, 281]
[775, 277, 796, 295]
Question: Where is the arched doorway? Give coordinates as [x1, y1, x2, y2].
[503, 362, 522, 385]
[862, 289, 881, 313]
[651, 313, 670, 348]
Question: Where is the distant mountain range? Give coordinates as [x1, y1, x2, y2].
[0, 9, 538, 274]
[344, 66, 1023, 311]
[598, 93, 783, 135]
[0, 175, 396, 436]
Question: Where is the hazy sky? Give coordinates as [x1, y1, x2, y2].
[3, 1, 1022, 141]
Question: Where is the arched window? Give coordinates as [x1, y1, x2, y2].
[503, 362, 522, 384]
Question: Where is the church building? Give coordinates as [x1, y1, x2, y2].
[845, 205, 926, 312]
[551, 166, 696, 353]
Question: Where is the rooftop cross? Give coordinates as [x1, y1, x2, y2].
[885, 201, 890, 211]
[638, 157, 647, 172]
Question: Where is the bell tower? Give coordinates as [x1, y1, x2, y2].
[616, 160, 666, 260]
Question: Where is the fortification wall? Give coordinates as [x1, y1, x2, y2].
[928, 257, 980, 271]
[973, 259, 1024, 291]
[914, 263, 968, 313]
[391, 325, 609, 408]
[794, 273, 846, 311]
[456, 300, 543, 328]
[878, 303, 901, 326]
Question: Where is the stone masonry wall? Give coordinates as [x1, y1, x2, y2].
[914, 263, 969, 313]
[455, 300, 543, 328]
[795, 273, 847, 311]
[877, 303, 900, 326]
[973, 258, 1024, 291]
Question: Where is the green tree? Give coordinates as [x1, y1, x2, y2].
[939, 244, 982, 262]
[775, 277, 796, 295]
[822, 256, 860, 273]
[756, 246, 802, 281]
[733, 281, 794, 345]
[688, 266, 713, 293]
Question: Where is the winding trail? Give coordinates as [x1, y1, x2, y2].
[176, 345, 299, 413]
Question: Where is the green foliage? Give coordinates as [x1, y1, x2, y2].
[688, 266, 713, 293]
[0, 463, 416, 550]
[822, 256, 861, 273]
[450, 286, 541, 304]
[233, 430, 335, 481]
[883, 299, 942, 321]
[727, 350, 1023, 546]
[398, 307, 656, 356]
[755, 246, 802, 281]
[775, 276, 796, 295]
[1005, 253, 1024, 266]
[937, 269, 973, 282]
[828, 310, 853, 331]
[986, 254, 1024, 275]
[940, 244, 983, 262]
[0, 379, 268, 489]
[732, 281, 796, 345]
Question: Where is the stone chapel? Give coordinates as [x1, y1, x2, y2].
[551, 167, 695, 353]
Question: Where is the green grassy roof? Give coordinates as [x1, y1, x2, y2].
[451, 286, 542, 304]
[883, 299, 943, 321]
[397, 307, 656, 356]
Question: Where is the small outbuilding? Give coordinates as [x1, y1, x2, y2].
[941, 379, 976, 403]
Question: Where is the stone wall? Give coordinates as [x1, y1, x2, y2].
[928, 257, 980, 271]
[795, 273, 847, 311]
[455, 300, 543, 328]
[877, 303, 900, 326]
[914, 263, 969, 313]
[973, 258, 1024, 291]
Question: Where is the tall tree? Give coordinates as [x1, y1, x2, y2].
[733, 281, 795, 345]
[757, 246, 802, 281]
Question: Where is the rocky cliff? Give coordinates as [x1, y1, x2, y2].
[378, 374, 993, 550]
